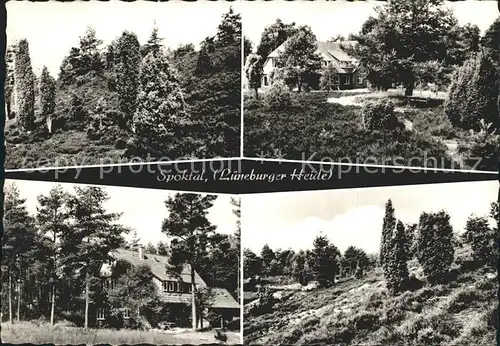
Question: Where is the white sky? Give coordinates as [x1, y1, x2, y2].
[5, 180, 239, 247]
[243, 0, 498, 50]
[242, 180, 498, 255]
[6, 0, 240, 76]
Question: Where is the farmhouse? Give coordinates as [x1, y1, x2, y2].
[96, 245, 240, 328]
[261, 40, 366, 90]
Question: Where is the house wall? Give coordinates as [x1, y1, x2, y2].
[261, 57, 276, 87]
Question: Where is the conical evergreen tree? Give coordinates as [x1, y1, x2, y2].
[380, 199, 396, 269]
[133, 51, 187, 157]
[14, 39, 35, 130]
[39, 66, 56, 131]
[385, 220, 409, 294]
[141, 24, 164, 58]
[416, 210, 455, 284]
[115, 31, 141, 125]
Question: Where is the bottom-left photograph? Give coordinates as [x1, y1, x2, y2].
[1, 180, 242, 345]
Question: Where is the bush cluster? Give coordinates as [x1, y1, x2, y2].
[265, 81, 292, 110]
[360, 100, 399, 131]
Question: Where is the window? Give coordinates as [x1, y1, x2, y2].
[97, 308, 105, 321]
[123, 308, 130, 319]
[162, 281, 167, 291]
[105, 278, 117, 290]
[168, 281, 175, 292]
[263, 75, 268, 87]
[335, 75, 340, 84]
[322, 61, 328, 67]
[343, 75, 351, 85]
[178, 282, 183, 293]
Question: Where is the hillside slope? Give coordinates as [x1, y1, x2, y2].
[244, 246, 497, 345]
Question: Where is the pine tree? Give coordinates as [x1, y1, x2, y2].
[39, 66, 56, 132]
[133, 51, 188, 157]
[230, 197, 241, 300]
[141, 25, 164, 58]
[308, 235, 340, 287]
[161, 193, 217, 330]
[385, 221, 410, 294]
[79, 26, 103, 72]
[115, 31, 141, 126]
[416, 211, 455, 284]
[14, 39, 35, 130]
[2, 184, 38, 322]
[215, 7, 241, 48]
[129, 229, 141, 250]
[243, 249, 262, 279]
[292, 250, 307, 285]
[63, 186, 125, 328]
[36, 185, 71, 325]
[343, 246, 370, 275]
[260, 244, 275, 276]
[380, 199, 396, 269]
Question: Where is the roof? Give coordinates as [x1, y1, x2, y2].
[317, 41, 358, 62]
[266, 40, 359, 73]
[210, 288, 240, 310]
[104, 248, 207, 286]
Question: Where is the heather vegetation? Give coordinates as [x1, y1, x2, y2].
[243, 200, 499, 345]
[5, 8, 241, 168]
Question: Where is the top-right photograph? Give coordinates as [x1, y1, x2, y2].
[243, 0, 499, 172]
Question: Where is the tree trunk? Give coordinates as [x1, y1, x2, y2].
[298, 80, 302, 93]
[220, 315, 224, 329]
[8, 271, 13, 324]
[190, 266, 197, 331]
[17, 280, 22, 322]
[84, 270, 89, 329]
[50, 282, 56, 325]
[254, 88, 259, 100]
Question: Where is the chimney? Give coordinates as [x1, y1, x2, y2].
[138, 245, 144, 260]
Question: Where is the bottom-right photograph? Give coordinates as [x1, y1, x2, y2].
[242, 181, 498, 346]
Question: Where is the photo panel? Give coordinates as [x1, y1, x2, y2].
[2, 179, 242, 345]
[5, 0, 242, 170]
[242, 180, 498, 345]
[243, 0, 499, 172]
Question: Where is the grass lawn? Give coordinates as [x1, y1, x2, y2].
[243, 245, 497, 345]
[1, 321, 242, 345]
[244, 89, 492, 170]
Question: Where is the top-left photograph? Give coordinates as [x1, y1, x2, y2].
[4, 1, 242, 169]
